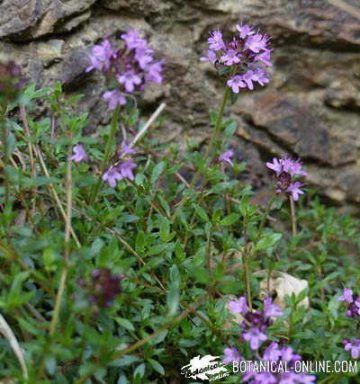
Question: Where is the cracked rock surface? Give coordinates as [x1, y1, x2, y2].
[1, 0, 359, 205]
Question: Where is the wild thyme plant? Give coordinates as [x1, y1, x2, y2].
[0, 24, 359, 384]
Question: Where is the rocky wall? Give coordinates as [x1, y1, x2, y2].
[1, 0, 360, 205]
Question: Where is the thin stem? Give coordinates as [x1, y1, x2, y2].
[289, 195, 297, 236]
[0, 111, 11, 224]
[205, 87, 230, 161]
[49, 127, 73, 336]
[190, 87, 230, 188]
[243, 248, 253, 311]
[19, 107, 81, 247]
[19, 106, 36, 178]
[89, 106, 120, 204]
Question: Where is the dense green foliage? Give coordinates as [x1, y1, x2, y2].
[0, 83, 359, 384]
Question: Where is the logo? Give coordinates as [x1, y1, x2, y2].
[181, 355, 229, 381]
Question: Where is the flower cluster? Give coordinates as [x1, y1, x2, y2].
[103, 142, 137, 188]
[233, 342, 315, 384]
[225, 296, 316, 383]
[86, 30, 163, 110]
[343, 339, 360, 359]
[338, 288, 360, 318]
[202, 23, 271, 93]
[227, 296, 283, 350]
[89, 268, 122, 308]
[266, 157, 307, 201]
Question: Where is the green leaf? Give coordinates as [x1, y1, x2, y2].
[151, 161, 166, 185]
[220, 213, 240, 226]
[256, 232, 282, 251]
[148, 359, 165, 375]
[116, 318, 135, 331]
[133, 363, 145, 379]
[192, 203, 209, 222]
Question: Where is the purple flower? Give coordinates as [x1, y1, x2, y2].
[219, 149, 234, 166]
[87, 30, 163, 106]
[266, 156, 307, 201]
[118, 159, 137, 181]
[90, 268, 122, 308]
[253, 67, 270, 86]
[287, 181, 304, 201]
[103, 166, 123, 188]
[263, 342, 282, 362]
[243, 327, 267, 350]
[200, 50, 217, 64]
[227, 75, 246, 93]
[242, 70, 257, 90]
[120, 142, 136, 157]
[296, 374, 317, 384]
[340, 290, 360, 318]
[86, 40, 115, 72]
[263, 297, 283, 319]
[134, 46, 154, 70]
[255, 50, 272, 67]
[145, 61, 163, 84]
[203, 24, 271, 93]
[121, 29, 144, 50]
[254, 372, 277, 384]
[220, 49, 241, 66]
[279, 372, 302, 384]
[344, 339, 360, 359]
[245, 33, 268, 53]
[208, 30, 225, 51]
[266, 157, 283, 176]
[70, 144, 88, 163]
[236, 23, 255, 39]
[228, 296, 248, 315]
[103, 90, 127, 110]
[223, 347, 242, 364]
[117, 70, 142, 92]
[280, 346, 301, 363]
[338, 288, 353, 303]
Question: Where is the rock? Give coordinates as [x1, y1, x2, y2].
[31, 0, 96, 38]
[257, 270, 310, 309]
[0, 0, 42, 38]
[233, 91, 358, 167]
[101, 0, 173, 15]
[36, 39, 64, 67]
[0, 0, 359, 205]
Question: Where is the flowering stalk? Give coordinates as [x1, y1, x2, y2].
[205, 87, 230, 162]
[266, 156, 306, 236]
[195, 23, 272, 185]
[89, 106, 120, 203]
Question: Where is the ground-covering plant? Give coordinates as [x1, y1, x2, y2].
[0, 24, 359, 384]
